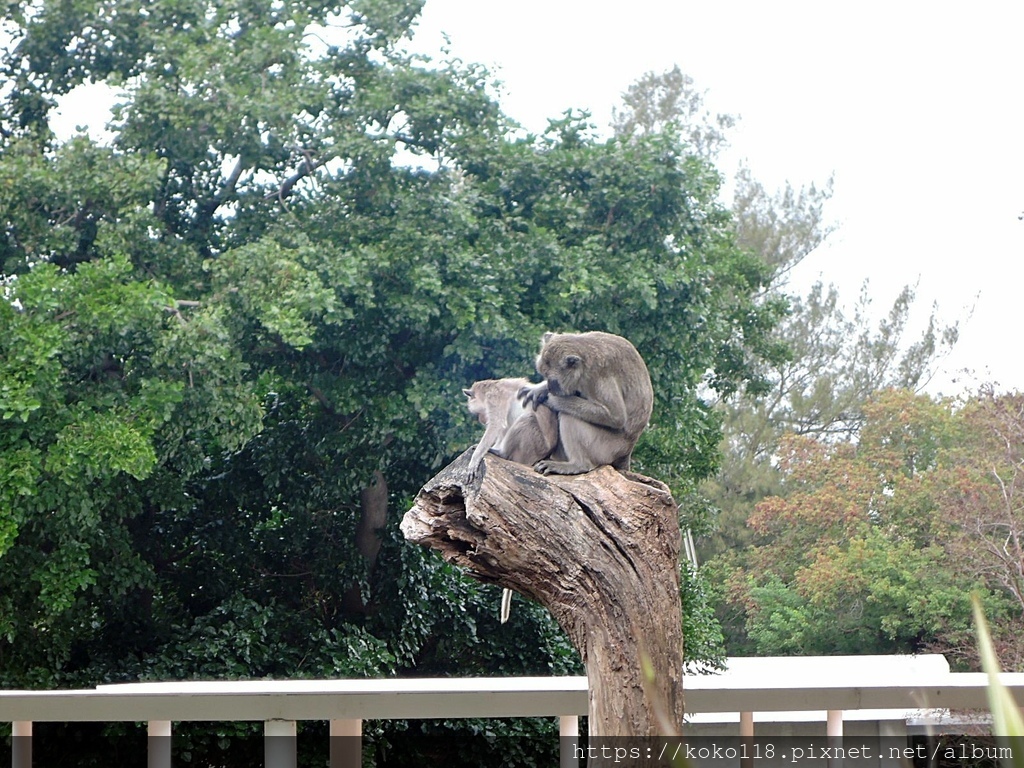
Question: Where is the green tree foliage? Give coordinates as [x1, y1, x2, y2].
[0, 1, 783, 762]
[715, 388, 1024, 668]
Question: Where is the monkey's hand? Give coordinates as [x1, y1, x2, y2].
[466, 444, 487, 484]
[518, 381, 549, 408]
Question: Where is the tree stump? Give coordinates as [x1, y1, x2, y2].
[400, 449, 685, 735]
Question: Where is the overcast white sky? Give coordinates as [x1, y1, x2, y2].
[405, 0, 1024, 396]
[51, 1, 1023, 395]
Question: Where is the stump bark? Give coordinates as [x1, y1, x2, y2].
[400, 449, 685, 735]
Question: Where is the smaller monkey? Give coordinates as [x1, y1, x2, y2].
[464, 377, 559, 624]
[463, 377, 558, 484]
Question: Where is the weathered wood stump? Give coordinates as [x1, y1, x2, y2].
[400, 449, 685, 735]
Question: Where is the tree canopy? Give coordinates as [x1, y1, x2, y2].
[0, 2, 786, 762]
[714, 388, 1024, 669]
[611, 67, 959, 561]
[611, 67, 1021, 680]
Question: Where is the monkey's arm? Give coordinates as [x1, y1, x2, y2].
[544, 388, 628, 432]
[467, 420, 505, 483]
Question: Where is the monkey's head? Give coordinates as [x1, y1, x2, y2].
[536, 333, 585, 398]
[464, 383, 488, 423]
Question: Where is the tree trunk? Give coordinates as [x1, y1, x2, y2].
[400, 449, 685, 735]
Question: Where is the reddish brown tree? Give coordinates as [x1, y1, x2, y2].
[936, 390, 1024, 668]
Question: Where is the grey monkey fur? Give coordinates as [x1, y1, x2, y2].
[463, 377, 558, 484]
[463, 376, 559, 622]
[519, 331, 653, 476]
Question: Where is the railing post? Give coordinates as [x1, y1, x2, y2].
[740, 710, 754, 737]
[329, 719, 361, 768]
[826, 709, 843, 737]
[559, 715, 578, 768]
[264, 720, 297, 768]
[740, 711, 754, 768]
[826, 710, 843, 768]
[148, 721, 172, 768]
[558, 715, 578, 737]
[12, 721, 31, 768]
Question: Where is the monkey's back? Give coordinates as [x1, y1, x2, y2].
[538, 331, 653, 439]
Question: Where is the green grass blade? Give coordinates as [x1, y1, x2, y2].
[972, 594, 1024, 768]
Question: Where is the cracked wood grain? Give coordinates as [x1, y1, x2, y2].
[401, 449, 685, 736]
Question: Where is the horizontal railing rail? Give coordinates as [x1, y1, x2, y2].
[3, 657, 1023, 768]
[5, 672, 1024, 722]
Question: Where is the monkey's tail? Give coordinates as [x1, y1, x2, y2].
[500, 587, 513, 624]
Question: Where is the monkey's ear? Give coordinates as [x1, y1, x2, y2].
[564, 354, 582, 368]
[462, 388, 473, 398]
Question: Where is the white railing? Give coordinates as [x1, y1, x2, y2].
[2, 656, 1023, 768]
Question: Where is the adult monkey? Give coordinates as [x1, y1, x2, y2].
[520, 331, 653, 475]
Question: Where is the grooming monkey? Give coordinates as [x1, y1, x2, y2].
[463, 377, 559, 484]
[519, 331, 653, 475]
